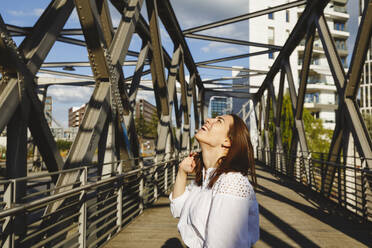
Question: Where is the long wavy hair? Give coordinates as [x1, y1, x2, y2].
[194, 114, 257, 188]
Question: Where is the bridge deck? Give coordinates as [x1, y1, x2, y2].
[104, 165, 372, 248]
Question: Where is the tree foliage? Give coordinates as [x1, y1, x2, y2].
[362, 113, 372, 139]
[56, 139, 73, 151]
[135, 112, 159, 139]
[269, 93, 332, 155]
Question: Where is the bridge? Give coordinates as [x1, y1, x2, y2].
[0, 0, 371, 247]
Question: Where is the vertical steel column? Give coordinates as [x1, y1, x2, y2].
[187, 74, 200, 150]
[147, 0, 170, 199]
[78, 167, 87, 248]
[317, 4, 372, 196]
[263, 91, 271, 166]
[284, 61, 310, 182]
[180, 53, 191, 153]
[268, 82, 284, 172]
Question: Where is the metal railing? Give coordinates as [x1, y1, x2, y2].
[0, 153, 185, 248]
[256, 147, 372, 223]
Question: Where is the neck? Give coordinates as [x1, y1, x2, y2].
[200, 143, 225, 169]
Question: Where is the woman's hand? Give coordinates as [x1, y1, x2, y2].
[179, 153, 197, 174]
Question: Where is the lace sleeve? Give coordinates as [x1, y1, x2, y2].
[213, 173, 255, 200]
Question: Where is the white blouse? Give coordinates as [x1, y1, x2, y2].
[169, 168, 259, 248]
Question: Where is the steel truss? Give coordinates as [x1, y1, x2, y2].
[0, 0, 372, 245]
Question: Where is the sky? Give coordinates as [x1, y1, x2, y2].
[1, 0, 359, 128]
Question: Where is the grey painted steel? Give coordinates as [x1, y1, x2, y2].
[296, 26, 315, 120]
[204, 89, 253, 99]
[44, 0, 143, 216]
[147, 0, 169, 117]
[183, 0, 307, 34]
[185, 33, 282, 50]
[197, 64, 267, 74]
[190, 74, 200, 132]
[0, 5, 69, 177]
[284, 61, 310, 182]
[110, 0, 144, 65]
[46, 83, 111, 214]
[179, 52, 191, 152]
[157, 0, 204, 90]
[41, 61, 144, 68]
[317, 5, 372, 195]
[196, 49, 274, 65]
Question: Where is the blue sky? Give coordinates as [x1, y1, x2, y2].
[1, 0, 359, 127]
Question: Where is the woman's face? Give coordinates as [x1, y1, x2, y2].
[195, 115, 233, 147]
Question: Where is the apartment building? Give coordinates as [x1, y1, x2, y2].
[359, 0, 372, 114]
[68, 104, 87, 127]
[235, 0, 349, 132]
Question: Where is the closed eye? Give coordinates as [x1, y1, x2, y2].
[216, 117, 224, 123]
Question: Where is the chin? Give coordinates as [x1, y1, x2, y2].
[195, 131, 207, 144]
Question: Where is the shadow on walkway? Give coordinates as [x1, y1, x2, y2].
[255, 165, 372, 247]
[161, 237, 184, 248]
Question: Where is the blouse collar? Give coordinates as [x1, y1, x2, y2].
[202, 167, 216, 187]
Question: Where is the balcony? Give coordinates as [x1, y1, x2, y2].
[298, 41, 324, 54]
[332, 0, 348, 4]
[331, 29, 349, 39]
[324, 7, 349, 20]
[304, 102, 338, 111]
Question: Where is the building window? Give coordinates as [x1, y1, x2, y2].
[335, 39, 347, 50]
[268, 27, 274, 59]
[286, 10, 290, 22]
[286, 29, 290, 39]
[334, 21, 345, 31]
[340, 57, 347, 67]
[305, 92, 319, 103]
[268, 12, 274, 19]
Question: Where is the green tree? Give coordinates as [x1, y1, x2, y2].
[135, 113, 147, 138]
[362, 113, 372, 139]
[269, 93, 332, 155]
[56, 140, 73, 151]
[145, 112, 159, 138]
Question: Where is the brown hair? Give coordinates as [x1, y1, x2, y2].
[194, 114, 257, 188]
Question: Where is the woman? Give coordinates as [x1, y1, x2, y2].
[169, 114, 259, 248]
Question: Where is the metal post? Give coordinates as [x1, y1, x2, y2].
[3, 181, 14, 248]
[78, 167, 87, 248]
[116, 161, 123, 228]
[139, 158, 144, 213]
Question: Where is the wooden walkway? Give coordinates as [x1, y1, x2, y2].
[104, 165, 372, 248]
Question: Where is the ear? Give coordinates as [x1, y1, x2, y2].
[221, 138, 231, 149]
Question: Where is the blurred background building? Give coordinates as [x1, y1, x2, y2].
[68, 103, 87, 127]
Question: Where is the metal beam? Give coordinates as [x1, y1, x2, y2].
[196, 49, 274, 65]
[198, 64, 267, 74]
[41, 61, 146, 68]
[296, 25, 315, 120]
[185, 33, 282, 50]
[183, 0, 307, 34]
[157, 0, 204, 90]
[109, 0, 144, 65]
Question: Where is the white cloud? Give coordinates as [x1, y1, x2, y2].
[171, 0, 249, 29]
[32, 8, 44, 16]
[8, 8, 45, 17]
[48, 85, 93, 103]
[201, 42, 248, 54]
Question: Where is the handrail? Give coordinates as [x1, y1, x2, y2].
[256, 148, 372, 223]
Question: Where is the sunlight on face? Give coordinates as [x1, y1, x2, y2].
[195, 115, 233, 147]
